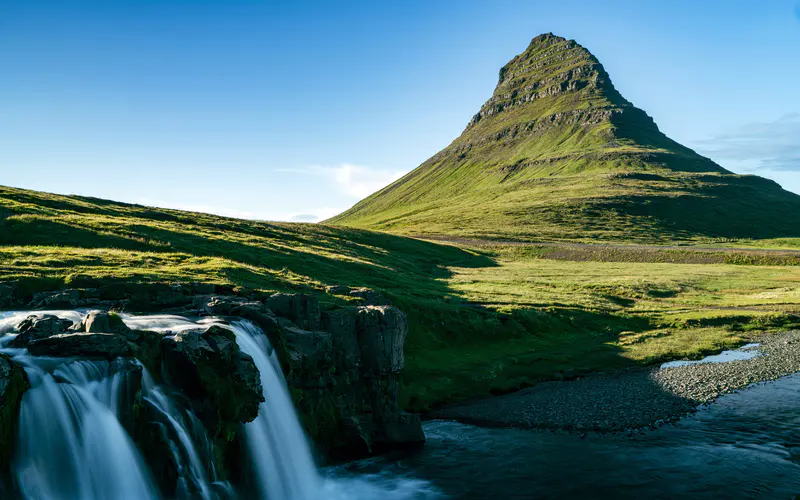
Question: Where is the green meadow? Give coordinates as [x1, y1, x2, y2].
[1, 185, 799, 411]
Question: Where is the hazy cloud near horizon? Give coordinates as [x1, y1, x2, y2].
[692, 114, 800, 172]
[285, 164, 407, 199]
[273, 164, 407, 222]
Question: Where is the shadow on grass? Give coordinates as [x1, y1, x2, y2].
[0, 185, 701, 412]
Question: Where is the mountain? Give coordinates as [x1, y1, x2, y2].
[328, 33, 800, 242]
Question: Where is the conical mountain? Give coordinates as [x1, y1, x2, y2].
[328, 33, 800, 242]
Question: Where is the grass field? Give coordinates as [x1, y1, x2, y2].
[1, 185, 799, 412]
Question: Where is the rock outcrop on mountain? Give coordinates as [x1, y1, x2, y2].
[329, 33, 800, 241]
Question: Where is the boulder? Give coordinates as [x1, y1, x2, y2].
[325, 285, 351, 295]
[333, 412, 425, 459]
[30, 289, 82, 309]
[266, 293, 321, 330]
[82, 311, 139, 341]
[8, 314, 75, 348]
[356, 306, 407, 374]
[0, 353, 28, 470]
[160, 325, 263, 424]
[349, 288, 392, 306]
[27, 333, 131, 359]
[380, 412, 426, 446]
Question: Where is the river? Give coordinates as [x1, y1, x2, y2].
[329, 373, 800, 499]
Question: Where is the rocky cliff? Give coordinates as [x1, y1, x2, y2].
[0, 282, 423, 493]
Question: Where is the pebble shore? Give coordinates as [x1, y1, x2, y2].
[432, 330, 800, 432]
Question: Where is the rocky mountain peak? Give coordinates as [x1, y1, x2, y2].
[467, 33, 628, 130]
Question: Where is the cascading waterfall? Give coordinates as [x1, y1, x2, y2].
[12, 356, 159, 500]
[123, 315, 322, 499]
[141, 369, 235, 500]
[0, 311, 438, 500]
[230, 320, 321, 499]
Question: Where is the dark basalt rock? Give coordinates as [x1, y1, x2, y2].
[204, 295, 424, 459]
[8, 314, 75, 348]
[356, 306, 406, 374]
[82, 311, 141, 341]
[349, 288, 392, 306]
[266, 293, 322, 330]
[325, 285, 352, 296]
[27, 333, 131, 359]
[0, 354, 28, 470]
[322, 308, 362, 371]
[160, 325, 264, 426]
[30, 289, 83, 309]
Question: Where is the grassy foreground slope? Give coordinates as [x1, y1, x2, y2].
[1, 185, 799, 412]
[329, 34, 800, 242]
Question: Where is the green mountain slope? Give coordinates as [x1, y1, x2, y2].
[328, 33, 800, 242]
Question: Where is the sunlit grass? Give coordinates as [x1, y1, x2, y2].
[1, 185, 799, 411]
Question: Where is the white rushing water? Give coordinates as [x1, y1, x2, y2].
[141, 370, 234, 499]
[231, 320, 322, 499]
[13, 356, 159, 499]
[0, 311, 439, 500]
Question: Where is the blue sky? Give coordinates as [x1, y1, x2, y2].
[1, 0, 799, 221]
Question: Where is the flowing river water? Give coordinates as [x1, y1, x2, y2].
[2, 311, 800, 499]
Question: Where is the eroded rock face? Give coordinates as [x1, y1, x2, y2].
[266, 293, 321, 330]
[27, 333, 131, 359]
[205, 295, 424, 459]
[0, 354, 29, 470]
[356, 306, 406, 374]
[160, 325, 264, 425]
[8, 314, 75, 348]
[294, 304, 421, 458]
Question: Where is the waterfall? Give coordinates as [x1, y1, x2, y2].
[12, 356, 159, 500]
[0, 311, 438, 500]
[121, 314, 321, 499]
[229, 320, 321, 500]
[141, 370, 234, 500]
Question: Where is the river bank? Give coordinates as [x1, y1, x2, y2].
[432, 330, 800, 432]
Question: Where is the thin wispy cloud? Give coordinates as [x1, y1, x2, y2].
[693, 114, 800, 172]
[280, 164, 407, 198]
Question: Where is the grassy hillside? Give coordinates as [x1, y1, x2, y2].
[1, 185, 799, 412]
[329, 34, 800, 242]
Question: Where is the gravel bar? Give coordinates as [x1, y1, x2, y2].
[431, 330, 800, 432]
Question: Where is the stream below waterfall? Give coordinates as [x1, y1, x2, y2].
[332, 373, 800, 499]
[2, 311, 800, 499]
